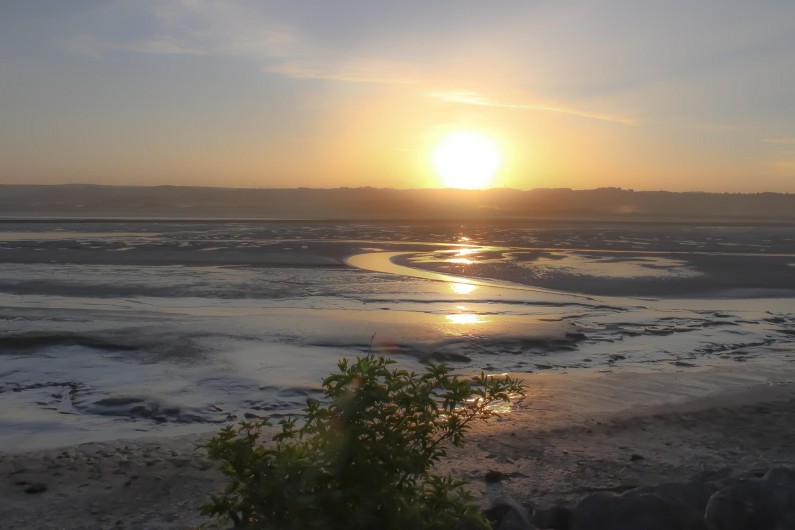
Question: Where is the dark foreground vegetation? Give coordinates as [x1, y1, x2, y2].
[199, 355, 795, 529]
[201, 355, 524, 529]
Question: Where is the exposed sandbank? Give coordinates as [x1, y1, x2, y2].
[2, 363, 793, 529]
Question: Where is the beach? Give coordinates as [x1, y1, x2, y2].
[2, 362, 794, 529]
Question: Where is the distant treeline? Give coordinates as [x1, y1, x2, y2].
[1, 184, 793, 221]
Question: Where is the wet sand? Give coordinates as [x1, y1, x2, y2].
[2, 362, 793, 529]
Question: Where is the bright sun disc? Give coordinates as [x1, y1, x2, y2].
[432, 132, 501, 189]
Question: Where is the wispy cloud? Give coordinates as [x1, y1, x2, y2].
[61, 2, 294, 60]
[63, 34, 206, 57]
[766, 160, 795, 171]
[763, 137, 795, 145]
[263, 61, 418, 85]
[428, 90, 635, 126]
[61, 2, 417, 87]
[61, 35, 106, 58]
[125, 37, 206, 56]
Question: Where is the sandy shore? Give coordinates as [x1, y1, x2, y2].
[2, 361, 794, 529]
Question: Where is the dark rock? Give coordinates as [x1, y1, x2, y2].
[485, 470, 505, 483]
[24, 482, 47, 494]
[168, 457, 191, 468]
[691, 467, 735, 484]
[486, 495, 536, 530]
[629, 453, 645, 462]
[532, 505, 572, 529]
[426, 351, 472, 363]
[94, 397, 144, 407]
[129, 405, 152, 418]
[570, 491, 701, 530]
[704, 467, 795, 530]
[674, 361, 697, 367]
[509, 468, 795, 530]
[624, 480, 719, 522]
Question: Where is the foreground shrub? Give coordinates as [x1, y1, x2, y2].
[201, 354, 525, 529]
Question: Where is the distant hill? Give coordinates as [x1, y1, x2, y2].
[0, 185, 793, 222]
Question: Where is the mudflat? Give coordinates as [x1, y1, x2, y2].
[2, 364, 793, 529]
[1, 220, 793, 528]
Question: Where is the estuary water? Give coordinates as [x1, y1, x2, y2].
[0, 219, 793, 451]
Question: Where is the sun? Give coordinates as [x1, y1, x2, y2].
[432, 132, 501, 189]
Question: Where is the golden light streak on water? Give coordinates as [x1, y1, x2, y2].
[450, 282, 478, 294]
[446, 313, 488, 324]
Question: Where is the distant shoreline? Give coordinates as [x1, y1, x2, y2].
[1, 216, 794, 227]
[2, 184, 794, 222]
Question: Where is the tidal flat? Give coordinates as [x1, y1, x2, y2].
[0, 219, 793, 528]
[0, 219, 793, 449]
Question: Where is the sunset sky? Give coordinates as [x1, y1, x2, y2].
[1, 1, 794, 192]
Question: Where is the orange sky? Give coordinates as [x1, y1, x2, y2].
[1, 1, 794, 192]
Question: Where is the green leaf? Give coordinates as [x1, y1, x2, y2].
[200, 354, 525, 529]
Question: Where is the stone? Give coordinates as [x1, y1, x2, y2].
[704, 467, 795, 530]
[570, 491, 702, 530]
[516, 467, 795, 530]
[691, 467, 735, 484]
[625, 480, 719, 520]
[485, 470, 505, 483]
[24, 482, 47, 494]
[532, 505, 572, 529]
[486, 495, 536, 530]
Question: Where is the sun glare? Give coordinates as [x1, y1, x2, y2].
[450, 282, 477, 294]
[446, 313, 487, 325]
[432, 132, 501, 189]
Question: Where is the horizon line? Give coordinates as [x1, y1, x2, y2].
[0, 183, 792, 196]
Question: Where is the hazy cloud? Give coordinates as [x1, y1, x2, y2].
[62, 2, 421, 86]
[429, 91, 635, 126]
[60, 1, 296, 60]
[61, 34, 107, 58]
[63, 34, 205, 57]
[763, 138, 795, 145]
[766, 160, 795, 172]
[263, 62, 418, 85]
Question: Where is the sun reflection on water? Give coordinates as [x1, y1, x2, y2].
[447, 247, 480, 265]
[466, 375, 522, 414]
[479, 391, 523, 414]
[446, 313, 488, 325]
[449, 282, 478, 294]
